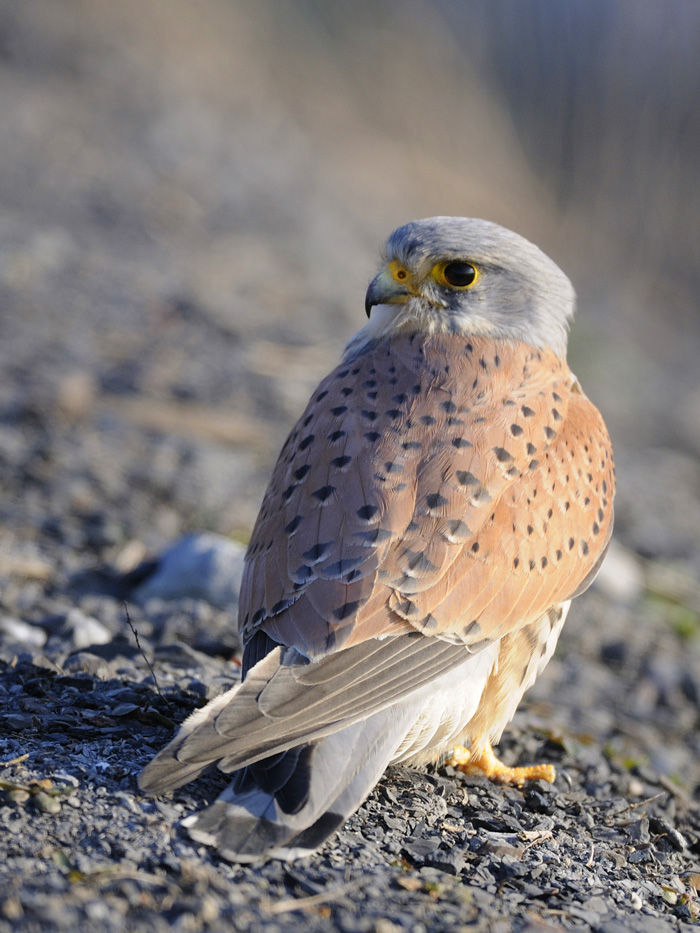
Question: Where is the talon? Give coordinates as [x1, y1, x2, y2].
[446, 742, 555, 786]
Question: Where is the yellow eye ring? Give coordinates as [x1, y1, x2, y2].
[388, 260, 410, 283]
[434, 260, 479, 289]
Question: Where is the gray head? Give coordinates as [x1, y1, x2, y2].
[356, 217, 575, 359]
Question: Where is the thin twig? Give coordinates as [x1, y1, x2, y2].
[0, 753, 29, 768]
[265, 881, 360, 915]
[124, 602, 163, 699]
[617, 792, 666, 815]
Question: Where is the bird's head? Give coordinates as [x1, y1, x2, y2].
[357, 217, 575, 360]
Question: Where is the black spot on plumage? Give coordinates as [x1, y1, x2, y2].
[322, 556, 365, 578]
[541, 556, 548, 568]
[293, 464, 312, 480]
[367, 391, 378, 401]
[456, 470, 479, 486]
[506, 466, 521, 478]
[581, 540, 590, 556]
[387, 409, 403, 419]
[290, 564, 315, 584]
[393, 393, 407, 404]
[568, 537, 575, 550]
[471, 542, 479, 553]
[445, 519, 471, 539]
[401, 549, 437, 574]
[513, 557, 520, 569]
[395, 598, 420, 617]
[556, 549, 563, 560]
[334, 600, 362, 621]
[421, 415, 435, 425]
[363, 379, 378, 388]
[479, 358, 488, 370]
[336, 369, 349, 379]
[330, 405, 348, 417]
[303, 414, 313, 427]
[364, 431, 381, 442]
[282, 484, 296, 501]
[592, 522, 600, 534]
[271, 597, 295, 615]
[328, 429, 346, 442]
[284, 515, 303, 535]
[493, 446, 514, 463]
[361, 410, 378, 421]
[447, 416, 465, 427]
[385, 461, 403, 474]
[529, 559, 536, 570]
[527, 525, 534, 535]
[251, 608, 265, 626]
[302, 541, 333, 562]
[357, 504, 379, 521]
[522, 406, 535, 417]
[510, 424, 524, 436]
[412, 384, 422, 395]
[354, 528, 395, 544]
[598, 508, 605, 522]
[402, 440, 422, 450]
[463, 620, 481, 638]
[341, 386, 353, 396]
[299, 434, 315, 451]
[544, 426, 557, 439]
[494, 354, 501, 367]
[440, 400, 457, 413]
[552, 391, 562, 403]
[552, 408, 562, 420]
[452, 437, 472, 449]
[426, 492, 448, 510]
[330, 455, 352, 468]
[312, 485, 335, 502]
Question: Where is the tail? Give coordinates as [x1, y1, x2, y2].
[178, 705, 417, 862]
[138, 633, 472, 860]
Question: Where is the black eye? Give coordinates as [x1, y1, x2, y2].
[442, 261, 477, 288]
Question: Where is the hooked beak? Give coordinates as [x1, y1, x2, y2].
[364, 266, 414, 318]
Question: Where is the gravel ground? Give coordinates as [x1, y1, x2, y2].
[2, 2, 700, 931]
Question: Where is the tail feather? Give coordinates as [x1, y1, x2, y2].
[182, 704, 417, 862]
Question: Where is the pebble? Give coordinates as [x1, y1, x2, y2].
[132, 533, 246, 611]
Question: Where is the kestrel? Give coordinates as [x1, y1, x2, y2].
[140, 217, 614, 862]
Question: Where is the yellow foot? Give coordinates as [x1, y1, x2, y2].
[446, 742, 555, 787]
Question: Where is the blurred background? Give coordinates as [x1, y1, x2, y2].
[1, 0, 699, 569]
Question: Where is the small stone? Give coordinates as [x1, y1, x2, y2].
[33, 791, 61, 814]
[133, 533, 245, 610]
[1, 897, 23, 920]
[593, 539, 643, 602]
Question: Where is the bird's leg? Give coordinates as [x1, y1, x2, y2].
[447, 742, 555, 786]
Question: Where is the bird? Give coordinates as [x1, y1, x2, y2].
[139, 217, 615, 862]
